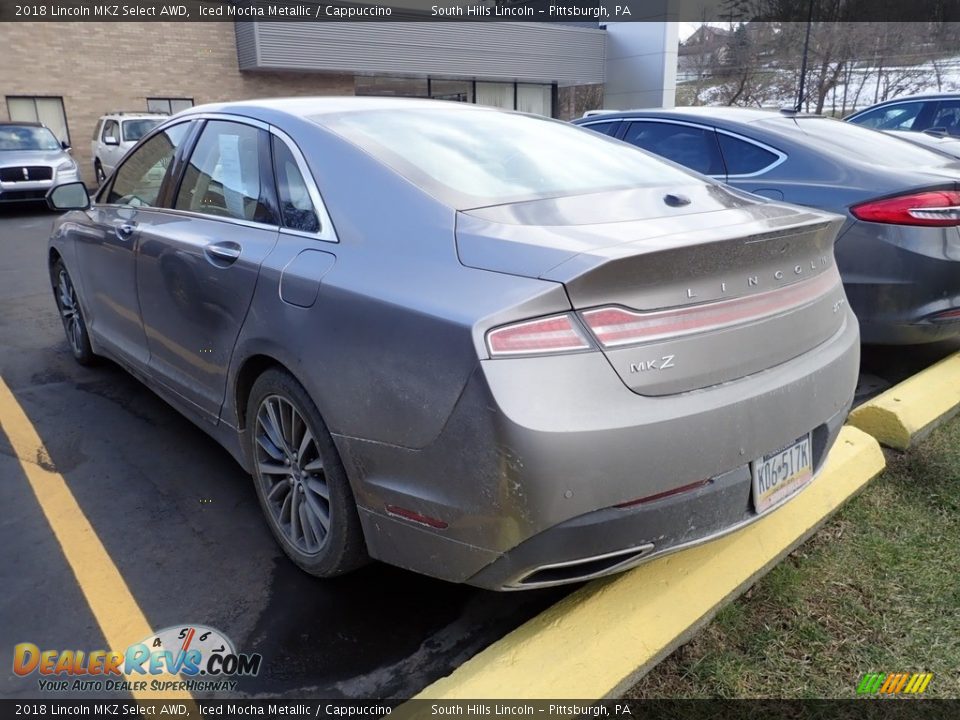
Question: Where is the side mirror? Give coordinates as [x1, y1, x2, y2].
[104, 136, 119, 146]
[47, 182, 90, 211]
[61, 140, 71, 151]
[924, 127, 948, 138]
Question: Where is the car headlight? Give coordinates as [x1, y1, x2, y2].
[57, 159, 77, 173]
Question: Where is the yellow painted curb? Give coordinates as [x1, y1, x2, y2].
[412, 426, 885, 701]
[849, 352, 960, 450]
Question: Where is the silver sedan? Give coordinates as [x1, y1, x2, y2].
[46, 99, 859, 589]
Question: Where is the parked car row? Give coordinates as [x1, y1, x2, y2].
[0, 111, 166, 206]
[28, 93, 960, 590]
[575, 106, 960, 345]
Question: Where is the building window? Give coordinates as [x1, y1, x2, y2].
[475, 82, 515, 110]
[146, 97, 194, 115]
[7, 96, 69, 144]
[475, 82, 553, 116]
[516, 84, 552, 116]
[429, 80, 473, 104]
[356, 76, 428, 98]
[357, 77, 553, 116]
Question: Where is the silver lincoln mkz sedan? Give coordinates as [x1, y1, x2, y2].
[47, 99, 860, 589]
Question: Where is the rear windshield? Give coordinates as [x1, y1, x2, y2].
[122, 119, 162, 142]
[769, 117, 955, 168]
[317, 108, 696, 208]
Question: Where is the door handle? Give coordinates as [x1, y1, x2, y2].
[205, 241, 241, 265]
[115, 223, 136, 240]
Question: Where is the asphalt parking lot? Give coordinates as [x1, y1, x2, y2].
[2, 205, 958, 701]
[0, 205, 567, 701]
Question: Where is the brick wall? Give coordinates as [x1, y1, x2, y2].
[0, 22, 354, 182]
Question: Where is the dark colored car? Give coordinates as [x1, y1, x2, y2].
[47, 98, 858, 589]
[575, 108, 960, 344]
[845, 94, 960, 137]
[886, 130, 960, 160]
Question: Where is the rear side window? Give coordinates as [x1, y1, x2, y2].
[175, 120, 275, 224]
[929, 100, 960, 134]
[717, 133, 780, 176]
[272, 138, 320, 233]
[122, 119, 161, 143]
[580, 121, 619, 136]
[621, 121, 725, 176]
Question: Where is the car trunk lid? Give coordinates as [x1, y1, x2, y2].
[458, 185, 848, 395]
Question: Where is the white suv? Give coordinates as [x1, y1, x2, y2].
[90, 111, 167, 184]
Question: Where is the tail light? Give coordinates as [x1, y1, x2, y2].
[486, 314, 592, 357]
[929, 308, 960, 323]
[581, 268, 838, 348]
[851, 190, 960, 227]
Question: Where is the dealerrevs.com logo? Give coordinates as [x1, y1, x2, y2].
[14, 625, 262, 693]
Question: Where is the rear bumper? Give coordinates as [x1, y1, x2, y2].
[341, 309, 860, 589]
[468, 404, 847, 590]
[835, 220, 960, 344]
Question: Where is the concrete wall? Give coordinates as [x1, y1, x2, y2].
[0, 22, 352, 182]
[603, 21, 678, 110]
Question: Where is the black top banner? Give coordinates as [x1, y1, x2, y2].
[3, 699, 960, 719]
[1, 0, 959, 22]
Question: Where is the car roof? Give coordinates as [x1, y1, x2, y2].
[576, 106, 823, 126]
[856, 93, 960, 105]
[0, 121, 43, 127]
[847, 94, 960, 115]
[177, 96, 498, 125]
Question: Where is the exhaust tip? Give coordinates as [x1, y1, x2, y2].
[510, 543, 656, 589]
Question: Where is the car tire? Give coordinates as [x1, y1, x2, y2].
[51, 259, 97, 366]
[94, 161, 106, 185]
[246, 368, 368, 577]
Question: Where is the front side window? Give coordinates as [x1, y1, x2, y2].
[717, 133, 780, 176]
[621, 121, 725, 176]
[175, 120, 274, 224]
[272, 138, 320, 233]
[102, 120, 119, 143]
[0, 124, 61, 151]
[106, 122, 189, 207]
[849, 102, 922, 130]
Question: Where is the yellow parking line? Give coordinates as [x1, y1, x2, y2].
[0, 376, 192, 701]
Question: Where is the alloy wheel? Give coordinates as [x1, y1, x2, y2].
[57, 269, 85, 356]
[254, 394, 331, 555]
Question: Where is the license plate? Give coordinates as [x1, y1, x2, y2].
[751, 434, 813, 514]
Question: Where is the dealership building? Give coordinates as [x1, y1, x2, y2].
[0, 18, 677, 181]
